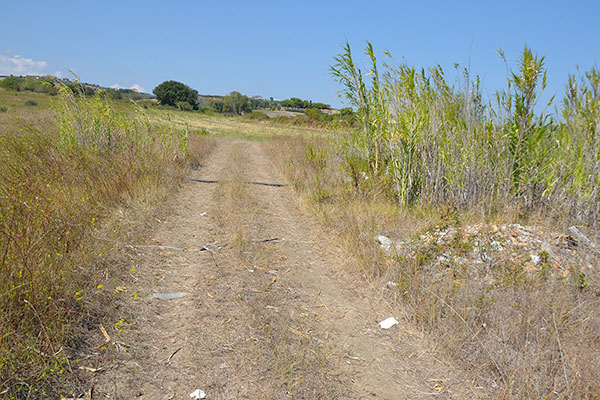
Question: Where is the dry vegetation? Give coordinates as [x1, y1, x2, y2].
[0, 87, 215, 398]
[265, 133, 600, 399]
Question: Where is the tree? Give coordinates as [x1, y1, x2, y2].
[153, 80, 199, 109]
[340, 107, 353, 116]
[223, 91, 250, 115]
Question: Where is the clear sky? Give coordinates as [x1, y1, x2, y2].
[1, 0, 598, 108]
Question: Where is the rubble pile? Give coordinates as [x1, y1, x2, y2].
[377, 224, 598, 283]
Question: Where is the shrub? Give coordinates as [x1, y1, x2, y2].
[0, 106, 7, 113]
[304, 107, 323, 121]
[24, 99, 38, 106]
[176, 101, 193, 111]
[245, 110, 269, 120]
[0, 76, 21, 91]
[223, 91, 250, 114]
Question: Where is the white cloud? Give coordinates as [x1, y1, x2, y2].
[52, 70, 67, 79]
[0, 54, 48, 75]
[130, 84, 145, 93]
[110, 83, 146, 93]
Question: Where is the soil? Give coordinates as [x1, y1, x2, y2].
[90, 138, 480, 399]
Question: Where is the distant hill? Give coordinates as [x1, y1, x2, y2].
[0, 75, 155, 101]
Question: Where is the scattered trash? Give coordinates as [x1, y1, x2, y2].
[379, 317, 399, 329]
[153, 292, 187, 300]
[436, 253, 451, 264]
[61, 388, 93, 400]
[189, 388, 207, 399]
[376, 235, 393, 250]
[199, 212, 207, 216]
[78, 366, 102, 373]
[385, 281, 398, 289]
[490, 241, 503, 251]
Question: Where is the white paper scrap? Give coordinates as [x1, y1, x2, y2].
[190, 388, 206, 399]
[379, 317, 399, 329]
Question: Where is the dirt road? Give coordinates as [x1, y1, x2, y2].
[93, 139, 476, 399]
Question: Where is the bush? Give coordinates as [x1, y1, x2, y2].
[304, 107, 323, 121]
[222, 91, 250, 114]
[245, 110, 269, 120]
[176, 101, 193, 111]
[24, 99, 38, 106]
[0, 106, 7, 113]
[0, 76, 21, 91]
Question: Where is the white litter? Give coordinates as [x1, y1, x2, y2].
[199, 212, 207, 216]
[376, 235, 393, 250]
[153, 292, 187, 300]
[379, 317, 399, 329]
[190, 389, 206, 399]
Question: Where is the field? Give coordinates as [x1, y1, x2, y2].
[1, 82, 599, 399]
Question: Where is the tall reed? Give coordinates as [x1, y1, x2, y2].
[331, 42, 599, 226]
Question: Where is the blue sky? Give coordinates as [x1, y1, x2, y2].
[1, 0, 598, 108]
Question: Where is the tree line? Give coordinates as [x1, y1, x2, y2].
[151, 80, 338, 115]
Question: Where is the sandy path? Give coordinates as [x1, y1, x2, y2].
[93, 138, 476, 399]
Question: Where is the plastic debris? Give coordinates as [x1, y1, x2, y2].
[379, 317, 399, 329]
[490, 241, 503, 251]
[376, 235, 393, 250]
[189, 389, 206, 399]
[153, 292, 187, 300]
[199, 212, 207, 216]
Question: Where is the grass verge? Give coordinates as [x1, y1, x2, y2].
[0, 87, 215, 398]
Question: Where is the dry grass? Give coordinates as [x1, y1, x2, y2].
[143, 107, 334, 140]
[0, 90, 216, 398]
[265, 135, 600, 399]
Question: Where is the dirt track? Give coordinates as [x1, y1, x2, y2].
[93, 138, 477, 399]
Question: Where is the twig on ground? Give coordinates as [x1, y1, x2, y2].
[186, 177, 287, 187]
[553, 312, 570, 393]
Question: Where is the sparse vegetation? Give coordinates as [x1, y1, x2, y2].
[0, 84, 213, 398]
